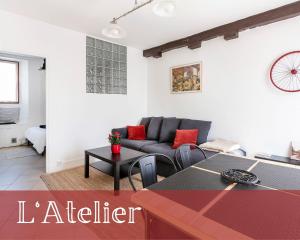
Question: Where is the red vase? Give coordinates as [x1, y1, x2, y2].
[111, 144, 121, 154]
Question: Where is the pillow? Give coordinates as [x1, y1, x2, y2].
[172, 129, 199, 149]
[127, 126, 146, 140]
[200, 139, 241, 153]
[147, 117, 163, 140]
[159, 118, 181, 143]
[140, 117, 152, 132]
[180, 119, 212, 145]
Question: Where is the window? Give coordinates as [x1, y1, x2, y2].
[0, 60, 19, 103]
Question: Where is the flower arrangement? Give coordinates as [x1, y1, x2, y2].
[109, 132, 121, 154]
[109, 132, 121, 145]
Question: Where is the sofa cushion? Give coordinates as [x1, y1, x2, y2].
[172, 129, 199, 149]
[121, 139, 158, 151]
[147, 117, 163, 140]
[141, 143, 176, 161]
[112, 127, 127, 139]
[140, 117, 152, 132]
[127, 126, 146, 140]
[180, 119, 212, 145]
[159, 118, 181, 143]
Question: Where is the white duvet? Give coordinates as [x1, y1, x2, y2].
[25, 127, 46, 154]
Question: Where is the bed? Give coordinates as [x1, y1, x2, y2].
[25, 127, 46, 154]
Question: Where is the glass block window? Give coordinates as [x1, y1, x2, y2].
[86, 36, 127, 94]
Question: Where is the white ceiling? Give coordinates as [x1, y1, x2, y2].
[0, 0, 296, 49]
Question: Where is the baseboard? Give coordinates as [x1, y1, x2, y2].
[47, 158, 83, 173]
[62, 158, 83, 169]
[47, 156, 103, 173]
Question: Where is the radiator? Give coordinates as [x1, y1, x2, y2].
[0, 107, 20, 124]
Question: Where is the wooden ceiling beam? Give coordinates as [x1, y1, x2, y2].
[224, 32, 239, 41]
[143, 1, 300, 58]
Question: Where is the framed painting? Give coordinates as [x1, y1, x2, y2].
[170, 62, 202, 93]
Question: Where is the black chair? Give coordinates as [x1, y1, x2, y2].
[175, 144, 207, 170]
[128, 153, 178, 191]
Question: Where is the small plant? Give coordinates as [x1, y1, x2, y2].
[109, 132, 121, 145]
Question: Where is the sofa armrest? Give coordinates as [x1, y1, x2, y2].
[111, 127, 127, 139]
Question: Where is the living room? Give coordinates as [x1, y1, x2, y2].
[0, 0, 300, 239]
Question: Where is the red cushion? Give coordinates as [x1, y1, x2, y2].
[172, 129, 199, 149]
[127, 125, 146, 140]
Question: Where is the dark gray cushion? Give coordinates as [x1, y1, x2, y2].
[140, 117, 152, 132]
[159, 118, 181, 143]
[121, 139, 158, 151]
[141, 143, 176, 160]
[147, 117, 163, 140]
[179, 119, 212, 144]
[111, 127, 127, 139]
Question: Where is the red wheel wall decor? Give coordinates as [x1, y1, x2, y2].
[270, 51, 300, 92]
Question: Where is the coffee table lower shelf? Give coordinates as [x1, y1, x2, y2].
[90, 161, 139, 179]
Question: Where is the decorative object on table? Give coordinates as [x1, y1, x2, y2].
[108, 132, 121, 154]
[270, 51, 300, 92]
[221, 169, 260, 185]
[86, 36, 127, 95]
[102, 0, 176, 39]
[200, 139, 241, 153]
[171, 63, 202, 93]
[291, 141, 300, 161]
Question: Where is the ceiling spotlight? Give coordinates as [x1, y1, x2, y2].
[153, 0, 176, 17]
[102, 0, 176, 39]
[102, 19, 127, 39]
[102, 0, 153, 39]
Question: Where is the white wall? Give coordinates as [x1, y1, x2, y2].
[27, 58, 46, 126]
[0, 10, 147, 172]
[147, 17, 300, 156]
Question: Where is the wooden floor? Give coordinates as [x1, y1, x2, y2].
[0, 146, 47, 190]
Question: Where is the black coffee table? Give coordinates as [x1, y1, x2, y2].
[85, 146, 145, 191]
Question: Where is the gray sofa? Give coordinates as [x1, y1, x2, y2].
[112, 117, 218, 177]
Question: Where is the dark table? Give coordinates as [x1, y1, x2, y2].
[85, 146, 145, 191]
[133, 154, 300, 239]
